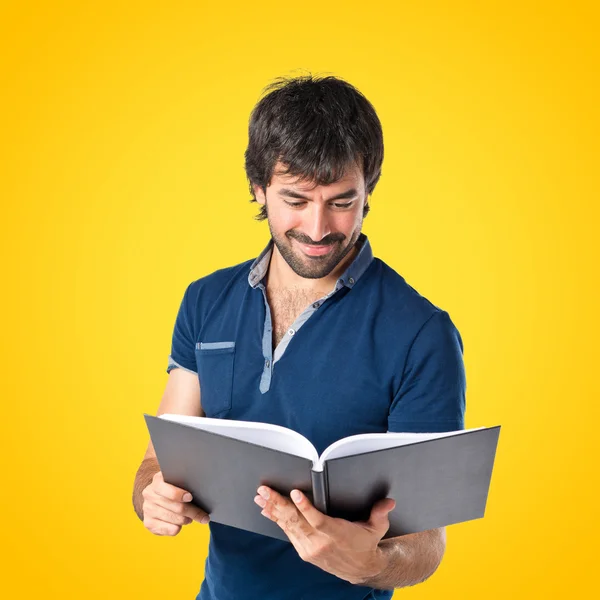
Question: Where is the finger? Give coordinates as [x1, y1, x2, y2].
[187, 506, 211, 524]
[144, 481, 209, 523]
[365, 497, 396, 535]
[256, 486, 314, 539]
[152, 471, 194, 503]
[143, 514, 183, 536]
[289, 489, 332, 534]
[147, 489, 210, 524]
[144, 503, 193, 527]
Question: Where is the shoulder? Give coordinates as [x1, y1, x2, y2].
[365, 257, 461, 342]
[180, 257, 255, 321]
[368, 258, 446, 317]
[187, 258, 254, 297]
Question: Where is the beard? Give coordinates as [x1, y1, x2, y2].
[267, 219, 361, 280]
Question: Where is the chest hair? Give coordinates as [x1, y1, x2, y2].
[267, 286, 329, 349]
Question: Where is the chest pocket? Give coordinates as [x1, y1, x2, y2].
[195, 341, 236, 418]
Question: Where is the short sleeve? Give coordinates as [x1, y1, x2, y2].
[166, 283, 198, 375]
[388, 310, 466, 433]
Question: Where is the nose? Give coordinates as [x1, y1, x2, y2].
[305, 203, 332, 243]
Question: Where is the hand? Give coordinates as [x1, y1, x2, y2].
[142, 471, 210, 536]
[254, 486, 395, 585]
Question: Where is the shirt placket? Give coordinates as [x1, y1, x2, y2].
[257, 280, 347, 394]
[258, 283, 274, 394]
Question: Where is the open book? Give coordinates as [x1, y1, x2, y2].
[144, 414, 500, 542]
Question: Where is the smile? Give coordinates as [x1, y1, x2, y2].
[297, 241, 335, 256]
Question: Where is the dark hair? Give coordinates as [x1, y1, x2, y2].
[244, 74, 384, 220]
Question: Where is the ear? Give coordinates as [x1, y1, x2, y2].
[253, 183, 266, 205]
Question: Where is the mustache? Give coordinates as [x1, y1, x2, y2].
[286, 231, 346, 245]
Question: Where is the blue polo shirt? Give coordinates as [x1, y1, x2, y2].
[166, 233, 466, 600]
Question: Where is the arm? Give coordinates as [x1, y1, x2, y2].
[359, 528, 446, 590]
[255, 311, 466, 587]
[365, 310, 465, 588]
[132, 367, 205, 521]
[133, 280, 206, 526]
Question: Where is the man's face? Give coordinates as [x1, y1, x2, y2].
[253, 161, 368, 280]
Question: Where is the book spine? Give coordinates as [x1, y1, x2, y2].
[310, 469, 328, 514]
[323, 462, 329, 514]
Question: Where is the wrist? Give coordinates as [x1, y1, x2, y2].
[353, 546, 390, 586]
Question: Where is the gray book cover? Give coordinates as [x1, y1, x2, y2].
[144, 415, 500, 543]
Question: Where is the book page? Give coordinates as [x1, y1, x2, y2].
[316, 427, 487, 471]
[158, 414, 319, 464]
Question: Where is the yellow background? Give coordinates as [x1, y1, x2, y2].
[2, 0, 598, 597]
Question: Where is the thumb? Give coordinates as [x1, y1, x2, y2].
[366, 498, 396, 533]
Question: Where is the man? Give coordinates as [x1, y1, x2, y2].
[133, 74, 466, 599]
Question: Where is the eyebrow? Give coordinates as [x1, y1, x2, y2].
[278, 188, 358, 201]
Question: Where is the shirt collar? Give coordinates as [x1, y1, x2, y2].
[247, 233, 373, 290]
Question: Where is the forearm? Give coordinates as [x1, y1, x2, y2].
[360, 528, 446, 590]
[132, 457, 160, 521]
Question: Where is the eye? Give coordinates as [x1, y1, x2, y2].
[284, 200, 307, 208]
[332, 201, 354, 209]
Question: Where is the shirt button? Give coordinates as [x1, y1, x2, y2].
[312, 302, 319, 309]
[288, 328, 295, 336]
[348, 277, 355, 285]
[265, 359, 270, 368]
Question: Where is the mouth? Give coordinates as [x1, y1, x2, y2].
[296, 240, 336, 257]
